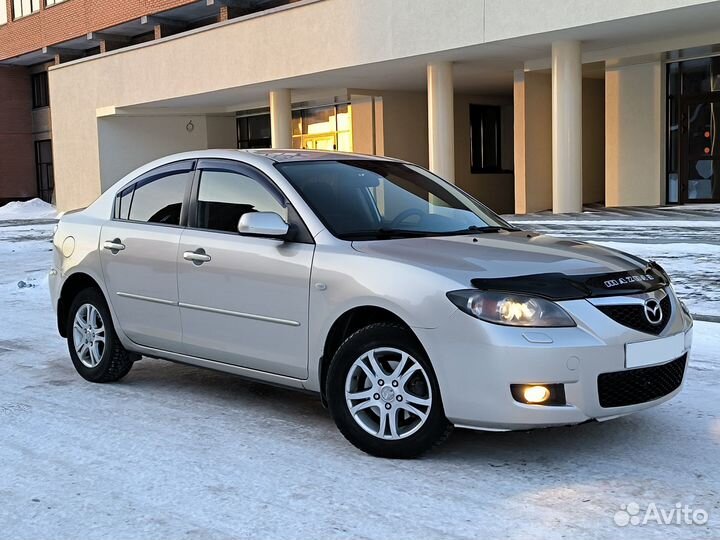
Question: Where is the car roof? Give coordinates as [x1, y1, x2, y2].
[243, 149, 399, 163]
[87, 148, 404, 220]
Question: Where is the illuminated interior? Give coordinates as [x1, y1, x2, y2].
[292, 103, 353, 151]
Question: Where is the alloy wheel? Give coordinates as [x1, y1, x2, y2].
[345, 347, 432, 440]
[72, 303, 106, 368]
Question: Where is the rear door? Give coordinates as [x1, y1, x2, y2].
[99, 160, 194, 352]
[177, 159, 315, 379]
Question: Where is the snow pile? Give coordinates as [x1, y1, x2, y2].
[0, 198, 57, 221]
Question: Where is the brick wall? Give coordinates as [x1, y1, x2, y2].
[0, 0, 197, 61]
[0, 65, 35, 200]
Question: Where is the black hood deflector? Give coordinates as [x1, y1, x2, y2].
[471, 262, 668, 301]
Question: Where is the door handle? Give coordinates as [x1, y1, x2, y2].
[103, 239, 125, 252]
[183, 249, 211, 265]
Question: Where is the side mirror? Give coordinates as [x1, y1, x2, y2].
[238, 212, 289, 238]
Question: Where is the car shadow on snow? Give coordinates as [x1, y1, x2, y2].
[120, 357, 326, 419]
[111, 356, 682, 467]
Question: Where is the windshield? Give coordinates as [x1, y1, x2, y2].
[275, 160, 514, 240]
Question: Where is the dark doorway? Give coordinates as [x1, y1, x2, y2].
[469, 104, 503, 174]
[35, 140, 54, 203]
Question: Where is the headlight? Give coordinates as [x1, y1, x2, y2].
[446, 290, 576, 327]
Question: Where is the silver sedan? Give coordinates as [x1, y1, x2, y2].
[50, 150, 694, 458]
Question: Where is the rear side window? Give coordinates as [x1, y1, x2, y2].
[129, 172, 188, 225]
[114, 186, 134, 220]
[113, 161, 194, 225]
[195, 169, 287, 233]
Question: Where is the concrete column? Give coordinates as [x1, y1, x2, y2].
[605, 61, 663, 207]
[269, 89, 292, 149]
[427, 62, 455, 182]
[514, 70, 553, 214]
[552, 40, 583, 213]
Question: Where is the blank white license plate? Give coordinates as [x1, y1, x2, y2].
[625, 333, 685, 369]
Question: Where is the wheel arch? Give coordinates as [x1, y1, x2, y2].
[318, 305, 424, 405]
[57, 272, 106, 337]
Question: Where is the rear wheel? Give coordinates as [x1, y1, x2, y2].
[326, 323, 451, 458]
[66, 288, 135, 383]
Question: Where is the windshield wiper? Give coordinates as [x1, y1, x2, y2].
[339, 225, 520, 240]
[339, 228, 442, 240]
[445, 225, 521, 235]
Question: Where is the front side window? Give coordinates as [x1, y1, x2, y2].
[13, 0, 40, 19]
[195, 169, 287, 233]
[276, 160, 512, 240]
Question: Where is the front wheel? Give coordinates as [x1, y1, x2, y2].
[326, 323, 451, 458]
[66, 288, 135, 383]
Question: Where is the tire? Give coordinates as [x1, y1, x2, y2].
[326, 323, 452, 458]
[66, 287, 135, 383]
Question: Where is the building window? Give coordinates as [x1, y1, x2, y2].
[470, 104, 506, 174]
[237, 114, 271, 149]
[35, 140, 54, 203]
[237, 103, 354, 151]
[1, 2, 8, 25]
[32, 71, 49, 108]
[292, 103, 353, 151]
[45, 0, 68, 6]
[13, 0, 40, 19]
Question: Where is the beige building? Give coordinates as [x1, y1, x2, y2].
[42, 0, 720, 213]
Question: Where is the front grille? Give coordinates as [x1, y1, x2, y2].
[597, 355, 686, 408]
[596, 294, 671, 335]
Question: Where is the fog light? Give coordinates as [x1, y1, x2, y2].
[510, 383, 566, 406]
[523, 385, 550, 403]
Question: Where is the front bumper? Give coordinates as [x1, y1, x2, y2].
[415, 289, 693, 431]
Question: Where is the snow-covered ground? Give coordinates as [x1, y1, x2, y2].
[1, 218, 718, 539]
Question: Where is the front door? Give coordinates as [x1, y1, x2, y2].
[177, 160, 314, 379]
[679, 96, 720, 203]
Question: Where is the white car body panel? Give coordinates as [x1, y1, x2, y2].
[50, 149, 694, 430]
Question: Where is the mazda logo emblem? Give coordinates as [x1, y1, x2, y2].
[644, 298, 663, 325]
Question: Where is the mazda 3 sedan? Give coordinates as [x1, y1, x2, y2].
[50, 150, 693, 458]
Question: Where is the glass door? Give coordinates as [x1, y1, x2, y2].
[679, 96, 720, 202]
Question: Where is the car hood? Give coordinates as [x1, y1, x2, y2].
[351, 231, 666, 299]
